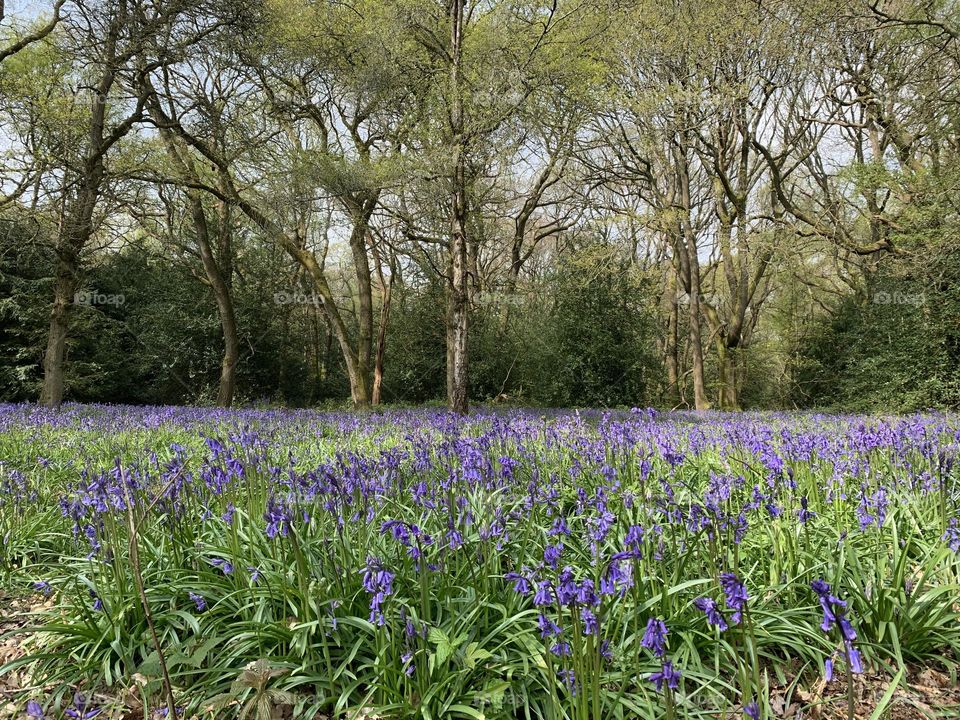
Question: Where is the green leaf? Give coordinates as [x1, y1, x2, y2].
[463, 641, 492, 670]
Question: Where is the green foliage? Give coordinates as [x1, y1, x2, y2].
[381, 248, 661, 407]
[790, 209, 960, 412]
[534, 247, 658, 408]
[0, 216, 52, 400]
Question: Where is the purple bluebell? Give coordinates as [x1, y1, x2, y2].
[811, 579, 862, 677]
[641, 618, 669, 658]
[504, 571, 531, 595]
[648, 660, 681, 692]
[720, 572, 748, 624]
[538, 613, 562, 638]
[558, 668, 577, 694]
[693, 596, 728, 631]
[210, 558, 234, 575]
[362, 557, 395, 626]
[65, 693, 101, 719]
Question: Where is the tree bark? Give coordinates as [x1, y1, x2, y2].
[192, 198, 239, 407]
[684, 242, 709, 411]
[39, 235, 80, 408]
[446, 0, 470, 415]
[346, 202, 378, 405]
[372, 270, 393, 406]
[665, 271, 680, 405]
[676, 137, 710, 411]
[371, 245, 395, 406]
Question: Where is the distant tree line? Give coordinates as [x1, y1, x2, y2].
[1, 0, 957, 412]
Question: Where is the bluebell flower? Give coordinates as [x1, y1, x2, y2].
[362, 556, 395, 626]
[263, 496, 291, 539]
[576, 578, 599, 607]
[641, 618, 669, 658]
[648, 660, 681, 692]
[558, 668, 577, 695]
[504, 572, 531, 595]
[798, 496, 816, 524]
[581, 608, 599, 636]
[720, 572, 748, 624]
[401, 650, 415, 676]
[556, 567, 577, 606]
[26, 700, 44, 718]
[543, 543, 563, 568]
[65, 693, 101, 719]
[548, 517, 570, 536]
[533, 580, 553, 606]
[942, 518, 960, 552]
[693, 596, 728, 631]
[550, 641, 571, 657]
[152, 708, 183, 718]
[811, 579, 862, 678]
[210, 558, 234, 575]
[537, 613, 562, 638]
[188, 592, 206, 612]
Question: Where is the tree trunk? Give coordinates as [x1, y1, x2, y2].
[677, 140, 710, 411]
[41, 171, 102, 408]
[446, 0, 470, 415]
[39, 239, 79, 408]
[665, 271, 680, 405]
[347, 205, 377, 405]
[152, 106, 240, 408]
[721, 345, 739, 409]
[372, 273, 393, 405]
[40, 0, 132, 408]
[372, 248, 395, 406]
[191, 197, 238, 407]
[447, 185, 470, 414]
[685, 254, 710, 411]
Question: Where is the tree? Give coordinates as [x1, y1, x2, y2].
[393, 0, 608, 413]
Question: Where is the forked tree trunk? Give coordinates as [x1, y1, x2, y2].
[191, 197, 239, 408]
[721, 346, 739, 409]
[40, 0, 130, 408]
[677, 146, 710, 411]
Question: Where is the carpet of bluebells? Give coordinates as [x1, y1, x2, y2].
[0, 404, 959, 720]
